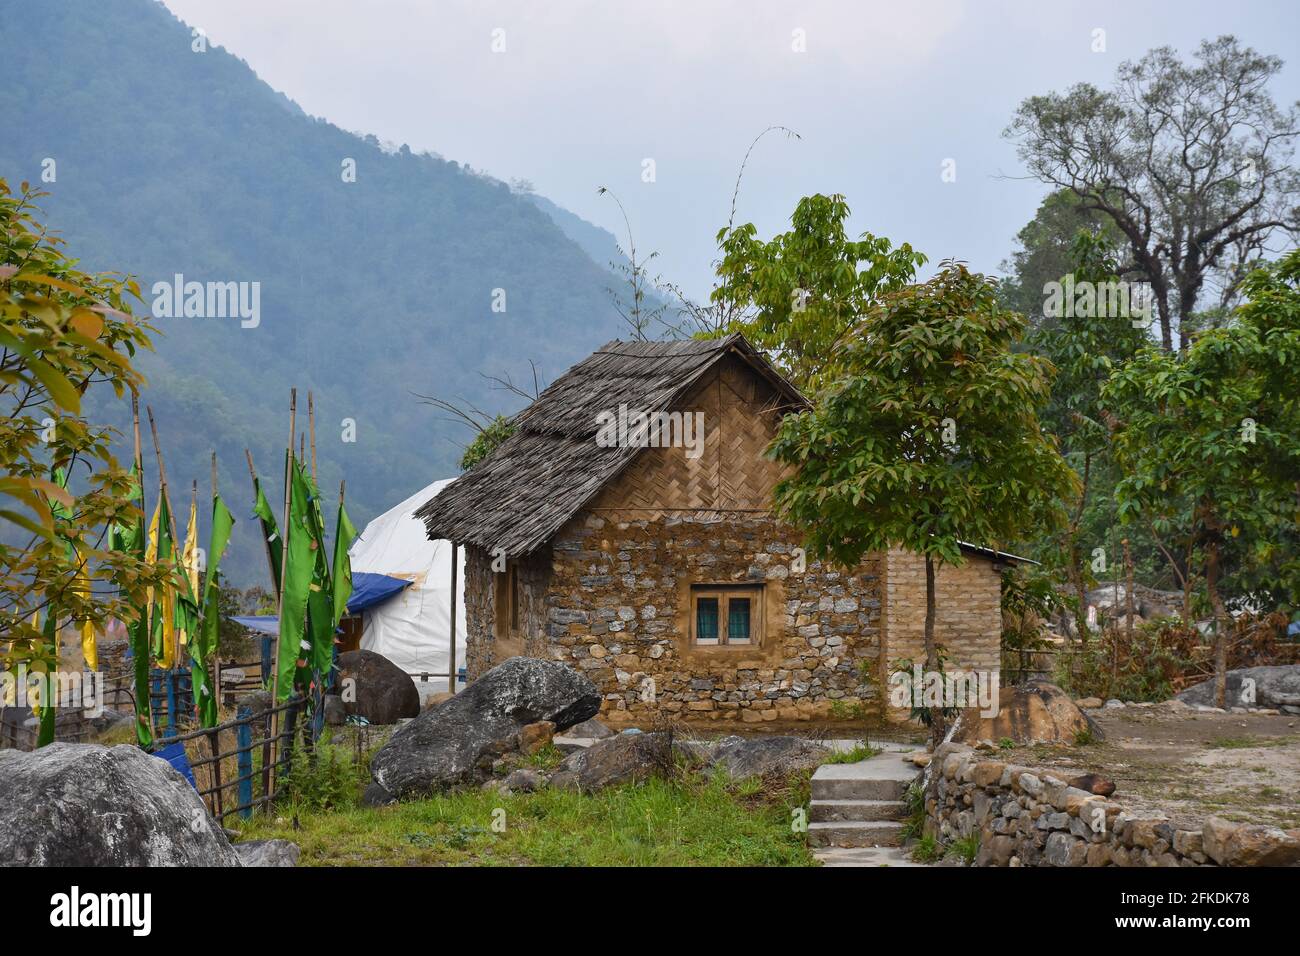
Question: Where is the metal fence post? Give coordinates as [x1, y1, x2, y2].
[236, 705, 253, 821]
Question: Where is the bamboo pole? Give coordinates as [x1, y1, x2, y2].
[448, 541, 458, 695]
[211, 452, 221, 715]
[267, 389, 297, 801]
[308, 391, 318, 482]
[131, 392, 150, 739]
[145, 407, 178, 673]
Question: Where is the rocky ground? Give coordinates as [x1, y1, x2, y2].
[996, 701, 1300, 831]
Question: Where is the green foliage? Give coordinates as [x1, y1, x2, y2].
[459, 415, 516, 471]
[713, 193, 925, 391]
[900, 781, 926, 840]
[278, 738, 369, 812]
[997, 190, 1125, 330]
[1000, 564, 1067, 683]
[1051, 619, 1186, 702]
[769, 261, 1077, 570]
[912, 833, 944, 863]
[0, 179, 171, 664]
[1104, 251, 1300, 624]
[948, 833, 980, 864]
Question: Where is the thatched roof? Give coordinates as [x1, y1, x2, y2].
[415, 333, 806, 556]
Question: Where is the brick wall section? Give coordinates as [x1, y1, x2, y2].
[882, 548, 1003, 720]
[541, 511, 883, 727]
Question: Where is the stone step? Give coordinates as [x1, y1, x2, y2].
[812, 776, 910, 801]
[807, 820, 905, 848]
[810, 799, 907, 823]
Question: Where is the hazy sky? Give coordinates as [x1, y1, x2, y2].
[160, 0, 1300, 298]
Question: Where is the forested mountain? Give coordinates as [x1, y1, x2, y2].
[0, 0, 628, 586]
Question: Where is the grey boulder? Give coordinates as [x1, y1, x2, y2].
[549, 731, 673, 793]
[338, 649, 420, 725]
[709, 735, 831, 779]
[0, 743, 240, 866]
[369, 657, 600, 799]
[1176, 665, 1300, 710]
[233, 839, 300, 867]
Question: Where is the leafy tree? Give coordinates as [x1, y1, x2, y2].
[713, 193, 926, 391]
[997, 190, 1126, 332]
[1007, 36, 1300, 352]
[1, 180, 169, 670]
[1027, 231, 1150, 638]
[769, 262, 1078, 743]
[1103, 250, 1300, 707]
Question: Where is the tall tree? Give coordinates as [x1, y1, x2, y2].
[1028, 231, 1149, 639]
[1103, 250, 1300, 707]
[1006, 36, 1300, 352]
[769, 262, 1077, 744]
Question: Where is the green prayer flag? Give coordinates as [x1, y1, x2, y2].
[109, 465, 152, 747]
[274, 459, 315, 701]
[252, 477, 282, 594]
[193, 493, 234, 727]
[332, 499, 357, 627]
[301, 465, 336, 683]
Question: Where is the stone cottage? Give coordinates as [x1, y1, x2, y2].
[417, 334, 1022, 729]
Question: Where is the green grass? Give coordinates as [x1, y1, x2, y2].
[899, 781, 926, 841]
[947, 834, 979, 865]
[1206, 736, 1265, 749]
[911, 833, 944, 863]
[823, 741, 881, 764]
[238, 770, 817, 867]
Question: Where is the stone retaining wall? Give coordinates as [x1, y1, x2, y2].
[926, 742, 1300, 867]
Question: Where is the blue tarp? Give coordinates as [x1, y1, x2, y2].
[346, 572, 412, 614]
[152, 742, 197, 790]
[229, 573, 410, 637]
[231, 614, 279, 635]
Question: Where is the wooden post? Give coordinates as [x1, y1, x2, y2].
[268, 388, 297, 801]
[210, 452, 222, 716]
[130, 392, 152, 740]
[448, 541, 458, 694]
[308, 391, 318, 482]
[146, 407, 179, 679]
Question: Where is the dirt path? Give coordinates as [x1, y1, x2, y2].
[999, 701, 1300, 830]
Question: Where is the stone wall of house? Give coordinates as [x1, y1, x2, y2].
[462, 545, 496, 679]
[462, 545, 553, 680]
[541, 511, 884, 727]
[882, 549, 1003, 721]
[926, 742, 1300, 866]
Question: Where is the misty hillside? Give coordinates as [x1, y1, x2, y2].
[0, 0, 630, 587]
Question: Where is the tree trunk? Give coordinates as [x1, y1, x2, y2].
[1067, 537, 1090, 645]
[1206, 537, 1229, 709]
[1066, 451, 1093, 644]
[924, 553, 944, 749]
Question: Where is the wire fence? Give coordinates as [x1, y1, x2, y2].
[149, 695, 308, 823]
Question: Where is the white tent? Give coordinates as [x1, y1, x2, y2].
[348, 478, 465, 686]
